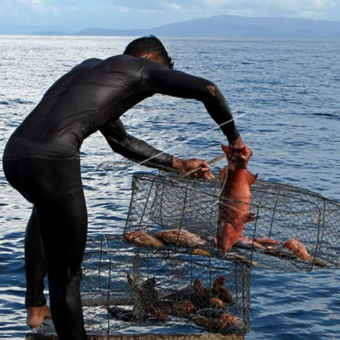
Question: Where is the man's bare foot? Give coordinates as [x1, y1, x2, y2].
[26, 304, 51, 328]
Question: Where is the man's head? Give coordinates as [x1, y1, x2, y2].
[124, 36, 174, 69]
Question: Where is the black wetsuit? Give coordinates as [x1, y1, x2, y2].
[2, 55, 239, 340]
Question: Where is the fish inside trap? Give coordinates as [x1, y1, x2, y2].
[124, 171, 340, 272]
[79, 236, 251, 336]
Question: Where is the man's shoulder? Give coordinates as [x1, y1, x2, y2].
[70, 58, 103, 72]
[104, 55, 165, 72]
[81, 57, 103, 65]
[103, 54, 145, 66]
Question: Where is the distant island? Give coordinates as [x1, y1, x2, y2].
[1, 15, 340, 39]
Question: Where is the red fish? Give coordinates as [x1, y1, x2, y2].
[216, 145, 257, 253]
[218, 313, 238, 329]
[154, 229, 208, 247]
[235, 235, 266, 250]
[283, 237, 311, 260]
[254, 235, 282, 245]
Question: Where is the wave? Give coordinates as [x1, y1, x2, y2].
[0, 99, 35, 106]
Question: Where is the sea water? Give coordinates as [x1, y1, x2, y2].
[0, 36, 339, 339]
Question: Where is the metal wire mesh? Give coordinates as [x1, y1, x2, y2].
[124, 172, 340, 272]
[80, 236, 251, 336]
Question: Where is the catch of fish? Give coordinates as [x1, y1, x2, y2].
[117, 145, 331, 336]
[108, 273, 240, 333]
[124, 228, 324, 267]
[124, 144, 327, 268]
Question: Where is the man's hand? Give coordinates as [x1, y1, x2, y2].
[228, 136, 253, 169]
[173, 156, 215, 180]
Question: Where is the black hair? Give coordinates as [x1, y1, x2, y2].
[123, 35, 174, 69]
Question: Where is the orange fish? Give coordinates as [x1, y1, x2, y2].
[218, 313, 238, 329]
[235, 235, 266, 250]
[217, 145, 257, 253]
[178, 300, 196, 315]
[254, 235, 281, 245]
[124, 231, 164, 248]
[283, 237, 311, 260]
[210, 297, 227, 309]
[154, 229, 208, 247]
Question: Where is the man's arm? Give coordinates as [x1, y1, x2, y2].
[100, 119, 215, 179]
[143, 66, 252, 166]
[100, 119, 173, 170]
[144, 67, 240, 144]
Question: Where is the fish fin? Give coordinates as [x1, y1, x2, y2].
[221, 144, 230, 155]
[219, 166, 228, 186]
[242, 212, 257, 223]
[241, 146, 247, 155]
[237, 213, 257, 224]
[247, 212, 257, 222]
[218, 167, 225, 186]
[246, 171, 258, 185]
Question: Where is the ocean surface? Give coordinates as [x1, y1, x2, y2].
[0, 36, 339, 339]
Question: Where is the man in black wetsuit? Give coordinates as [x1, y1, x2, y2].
[2, 36, 252, 339]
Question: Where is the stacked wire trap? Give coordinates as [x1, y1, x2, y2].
[124, 172, 340, 272]
[80, 236, 251, 337]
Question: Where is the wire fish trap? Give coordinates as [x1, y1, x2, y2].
[80, 236, 251, 337]
[124, 172, 340, 272]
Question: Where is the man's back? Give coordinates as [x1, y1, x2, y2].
[3, 55, 162, 161]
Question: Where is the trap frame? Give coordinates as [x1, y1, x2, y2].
[124, 171, 340, 272]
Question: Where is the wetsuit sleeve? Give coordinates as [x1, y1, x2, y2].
[100, 119, 173, 170]
[144, 67, 240, 144]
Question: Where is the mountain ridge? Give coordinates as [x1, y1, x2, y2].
[1, 15, 340, 38]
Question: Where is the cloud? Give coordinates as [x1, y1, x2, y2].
[118, 6, 130, 13]
[19, 0, 44, 4]
[15, 0, 60, 15]
[170, 3, 182, 11]
[106, 0, 340, 22]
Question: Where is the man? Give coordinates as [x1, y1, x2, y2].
[2, 36, 252, 339]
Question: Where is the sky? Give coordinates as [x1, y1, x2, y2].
[0, 0, 340, 31]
